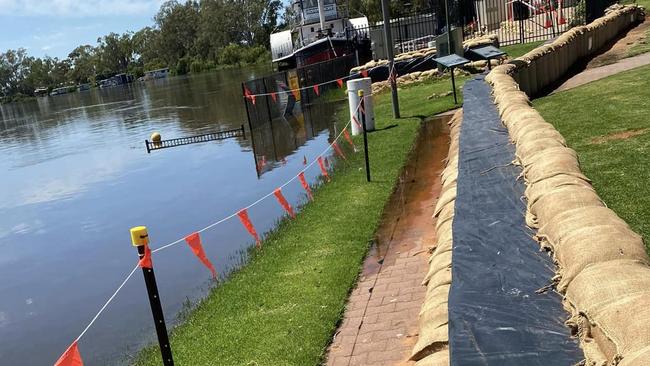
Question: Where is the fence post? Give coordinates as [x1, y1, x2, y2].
[381, 0, 401, 118]
[130, 226, 174, 366]
[242, 83, 254, 134]
[359, 90, 371, 182]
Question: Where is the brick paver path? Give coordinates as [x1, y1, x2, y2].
[325, 119, 449, 366]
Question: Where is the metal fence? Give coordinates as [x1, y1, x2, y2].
[463, 0, 587, 46]
[242, 53, 357, 176]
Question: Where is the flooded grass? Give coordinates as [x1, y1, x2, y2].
[134, 77, 466, 366]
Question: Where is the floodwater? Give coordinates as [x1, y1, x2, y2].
[0, 67, 346, 365]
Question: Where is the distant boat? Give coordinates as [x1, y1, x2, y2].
[50, 86, 70, 96]
[34, 87, 48, 97]
[143, 68, 170, 81]
[98, 73, 135, 88]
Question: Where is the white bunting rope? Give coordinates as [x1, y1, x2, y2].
[244, 70, 368, 98]
[65, 97, 365, 351]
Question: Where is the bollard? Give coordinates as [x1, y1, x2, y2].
[358, 90, 371, 182]
[130, 226, 174, 366]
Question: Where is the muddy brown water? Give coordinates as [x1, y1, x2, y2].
[364, 113, 452, 277]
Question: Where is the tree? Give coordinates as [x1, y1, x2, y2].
[154, 0, 200, 66]
[68, 45, 97, 84]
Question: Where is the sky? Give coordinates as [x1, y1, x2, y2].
[0, 0, 166, 59]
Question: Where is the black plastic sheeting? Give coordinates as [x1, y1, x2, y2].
[365, 54, 438, 82]
[447, 75, 582, 365]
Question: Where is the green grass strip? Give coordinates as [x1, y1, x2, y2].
[534, 64, 650, 252]
[135, 77, 465, 365]
[502, 41, 545, 59]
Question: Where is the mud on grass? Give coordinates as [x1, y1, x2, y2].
[134, 79, 466, 365]
[534, 64, 650, 253]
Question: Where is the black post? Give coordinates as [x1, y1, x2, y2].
[380, 0, 400, 118]
[241, 124, 246, 140]
[242, 83, 254, 134]
[450, 67, 458, 105]
[130, 226, 174, 366]
[359, 91, 371, 182]
[519, 16, 525, 44]
[145, 140, 151, 154]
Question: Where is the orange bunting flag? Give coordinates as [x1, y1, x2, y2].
[270, 92, 277, 103]
[298, 172, 313, 200]
[313, 84, 320, 96]
[361, 69, 369, 78]
[184, 232, 217, 279]
[54, 341, 83, 366]
[352, 115, 362, 130]
[332, 141, 347, 160]
[291, 89, 300, 100]
[317, 157, 330, 182]
[343, 128, 355, 149]
[336, 78, 344, 88]
[238, 209, 261, 248]
[274, 188, 295, 218]
[244, 87, 256, 105]
[139, 244, 152, 269]
[303, 155, 307, 165]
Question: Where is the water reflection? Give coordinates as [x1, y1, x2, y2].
[0, 66, 346, 365]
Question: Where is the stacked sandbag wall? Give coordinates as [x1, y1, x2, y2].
[409, 110, 462, 366]
[514, 5, 644, 97]
[484, 4, 649, 365]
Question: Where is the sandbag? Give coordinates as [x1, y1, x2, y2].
[529, 185, 604, 224]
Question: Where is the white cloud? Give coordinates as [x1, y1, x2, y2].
[0, 0, 165, 17]
[41, 45, 52, 50]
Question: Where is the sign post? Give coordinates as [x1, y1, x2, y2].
[433, 54, 470, 105]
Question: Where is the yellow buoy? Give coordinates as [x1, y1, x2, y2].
[130, 226, 149, 247]
[150, 132, 162, 142]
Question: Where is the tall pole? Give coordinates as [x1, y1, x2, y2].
[130, 226, 174, 366]
[317, 0, 327, 33]
[444, 0, 452, 54]
[381, 0, 400, 118]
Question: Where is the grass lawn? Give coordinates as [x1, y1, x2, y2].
[534, 64, 650, 252]
[135, 76, 466, 365]
[502, 41, 545, 59]
[628, 26, 650, 57]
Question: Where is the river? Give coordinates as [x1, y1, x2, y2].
[0, 66, 346, 365]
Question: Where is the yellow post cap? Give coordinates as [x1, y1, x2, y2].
[357, 90, 364, 97]
[150, 132, 162, 142]
[130, 226, 149, 247]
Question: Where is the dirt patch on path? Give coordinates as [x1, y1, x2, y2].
[325, 116, 450, 366]
[588, 18, 650, 68]
[590, 128, 649, 144]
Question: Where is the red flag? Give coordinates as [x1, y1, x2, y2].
[332, 141, 347, 160]
[303, 155, 307, 165]
[361, 69, 369, 78]
[139, 244, 152, 269]
[317, 157, 330, 182]
[352, 115, 362, 130]
[313, 84, 320, 96]
[270, 92, 277, 103]
[238, 209, 261, 248]
[54, 341, 83, 366]
[184, 232, 217, 279]
[274, 188, 295, 218]
[291, 89, 299, 100]
[336, 78, 344, 88]
[298, 172, 313, 200]
[244, 86, 256, 105]
[343, 128, 355, 149]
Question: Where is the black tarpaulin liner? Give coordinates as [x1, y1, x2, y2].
[447, 75, 582, 365]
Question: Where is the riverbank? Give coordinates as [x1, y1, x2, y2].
[134, 77, 466, 365]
